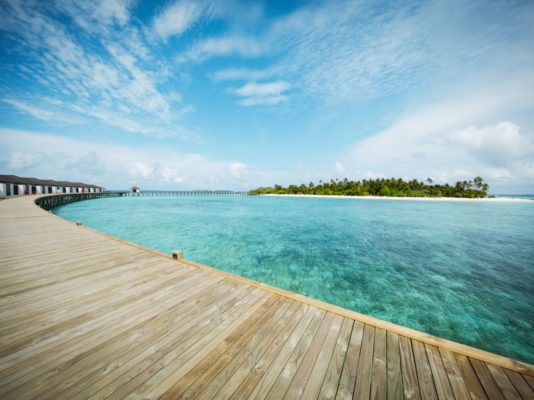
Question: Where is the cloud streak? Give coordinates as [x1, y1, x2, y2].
[0, 0, 191, 139]
[153, 0, 205, 40]
[198, 0, 534, 105]
[177, 35, 263, 63]
[230, 81, 290, 106]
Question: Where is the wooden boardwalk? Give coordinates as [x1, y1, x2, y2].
[0, 196, 532, 399]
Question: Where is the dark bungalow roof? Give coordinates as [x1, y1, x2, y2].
[0, 175, 104, 189]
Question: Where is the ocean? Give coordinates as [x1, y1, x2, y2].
[54, 195, 534, 363]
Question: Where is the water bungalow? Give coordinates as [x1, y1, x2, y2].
[0, 175, 105, 197]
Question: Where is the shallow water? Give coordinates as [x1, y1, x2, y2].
[55, 195, 534, 363]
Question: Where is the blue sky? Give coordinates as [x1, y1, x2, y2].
[1, 0, 533, 192]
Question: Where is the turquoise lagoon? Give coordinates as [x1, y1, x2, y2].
[54, 195, 534, 363]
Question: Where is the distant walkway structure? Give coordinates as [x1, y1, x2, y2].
[35, 190, 256, 210]
[127, 190, 253, 196]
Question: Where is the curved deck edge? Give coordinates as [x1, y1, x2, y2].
[36, 195, 534, 376]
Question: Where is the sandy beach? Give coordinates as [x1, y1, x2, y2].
[264, 193, 533, 202]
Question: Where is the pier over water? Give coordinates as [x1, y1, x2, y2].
[35, 190, 254, 210]
[0, 194, 532, 399]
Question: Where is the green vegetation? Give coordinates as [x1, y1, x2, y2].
[250, 176, 489, 198]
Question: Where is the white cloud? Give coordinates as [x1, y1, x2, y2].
[0, 1, 191, 140]
[161, 166, 186, 184]
[230, 81, 290, 107]
[153, 0, 205, 39]
[67, 152, 107, 175]
[2, 99, 84, 125]
[198, 0, 534, 104]
[0, 128, 269, 189]
[238, 96, 288, 107]
[178, 35, 263, 63]
[56, 0, 133, 32]
[210, 67, 278, 82]
[444, 123, 534, 168]
[128, 161, 154, 179]
[335, 161, 345, 174]
[5, 149, 107, 177]
[227, 162, 249, 178]
[3, 99, 55, 121]
[6, 152, 40, 170]
[266, 1, 430, 101]
[105, 44, 172, 118]
[342, 79, 534, 187]
[234, 81, 289, 97]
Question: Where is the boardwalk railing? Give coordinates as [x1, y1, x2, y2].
[35, 192, 128, 210]
[127, 190, 252, 196]
[35, 190, 255, 210]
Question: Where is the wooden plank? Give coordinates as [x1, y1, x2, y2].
[486, 364, 522, 400]
[454, 354, 488, 400]
[386, 331, 403, 400]
[115, 293, 278, 400]
[85, 288, 266, 400]
[0, 257, 179, 329]
[354, 324, 375, 400]
[425, 343, 455, 399]
[0, 272, 211, 379]
[2, 275, 230, 398]
[192, 300, 297, 400]
[0, 270, 217, 389]
[171, 298, 294, 400]
[74, 286, 256, 399]
[371, 327, 387, 400]
[0, 259, 191, 339]
[299, 314, 344, 399]
[42, 284, 252, 400]
[523, 374, 534, 391]
[470, 357, 505, 400]
[399, 336, 421, 400]
[0, 255, 168, 313]
[412, 339, 438, 400]
[246, 307, 323, 400]
[503, 369, 534, 399]
[318, 318, 353, 400]
[214, 303, 309, 400]
[336, 321, 364, 400]
[438, 348, 471, 400]
[261, 310, 326, 399]
[279, 312, 336, 399]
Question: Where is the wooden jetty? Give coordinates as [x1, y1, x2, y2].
[0, 194, 532, 399]
[129, 190, 251, 196]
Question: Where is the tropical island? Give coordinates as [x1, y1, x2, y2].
[250, 176, 490, 198]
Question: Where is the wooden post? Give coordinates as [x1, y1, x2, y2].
[171, 250, 184, 260]
[75, 221, 83, 226]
